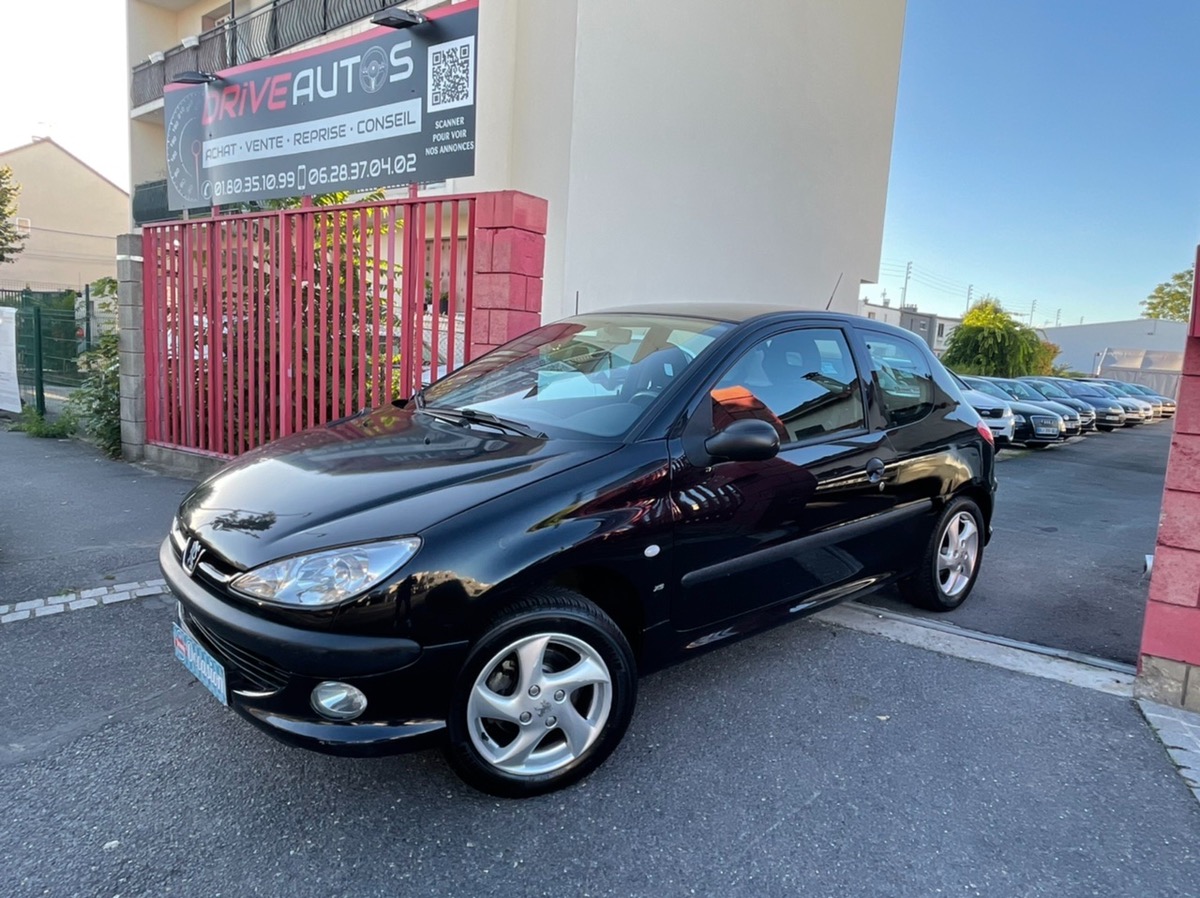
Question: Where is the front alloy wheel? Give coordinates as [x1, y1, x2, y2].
[445, 590, 636, 797]
[466, 632, 613, 776]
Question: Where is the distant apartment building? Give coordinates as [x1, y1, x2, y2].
[0, 138, 128, 292]
[859, 298, 959, 355]
[127, 0, 907, 321]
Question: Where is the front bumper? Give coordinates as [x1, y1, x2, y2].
[161, 539, 467, 757]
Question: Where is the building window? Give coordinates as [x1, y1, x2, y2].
[918, 321, 927, 330]
[937, 323, 945, 338]
[867, 312, 876, 320]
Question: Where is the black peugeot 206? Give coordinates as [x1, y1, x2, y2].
[163, 304, 997, 796]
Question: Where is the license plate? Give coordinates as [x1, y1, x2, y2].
[1035, 427, 1058, 437]
[173, 623, 228, 706]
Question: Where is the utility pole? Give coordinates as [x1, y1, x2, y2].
[1029, 299, 1037, 325]
[965, 284, 973, 314]
[900, 261, 912, 308]
[1055, 308, 1061, 327]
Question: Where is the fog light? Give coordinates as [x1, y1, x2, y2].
[311, 681, 367, 721]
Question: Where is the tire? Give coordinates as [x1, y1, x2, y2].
[444, 588, 637, 797]
[900, 498, 985, 612]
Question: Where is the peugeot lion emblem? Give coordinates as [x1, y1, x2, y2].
[183, 538, 204, 575]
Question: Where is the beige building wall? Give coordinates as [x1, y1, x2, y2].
[0, 139, 128, 291]
[452, 0, 906, 320]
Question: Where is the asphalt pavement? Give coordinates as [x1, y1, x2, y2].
[861, 420, 1173, 664]
[0, 428, 194, 602]
[2, 420, 1198, 897]
[3, 595, 1199, 898]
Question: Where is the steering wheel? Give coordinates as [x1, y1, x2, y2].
[629, 390, 660, 407]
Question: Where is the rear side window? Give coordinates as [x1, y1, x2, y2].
[711, 327, 865, 444]
[860, 331, 934, 428]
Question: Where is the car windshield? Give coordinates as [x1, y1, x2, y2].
[999, 379, 1043, 401]
[417, 314, 731, 439]
[1062, 382, 1106, 399]
[963, 378, 1011, 401]
[1029, 380, 1069, 399]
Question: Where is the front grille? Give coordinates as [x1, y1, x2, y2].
[183, 610, 289, 694]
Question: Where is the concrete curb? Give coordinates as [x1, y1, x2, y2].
[814, 603, 1135, 697]
[0, 579, 170, 624]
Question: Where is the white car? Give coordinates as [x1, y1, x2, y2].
[959, 385, 1016, 444]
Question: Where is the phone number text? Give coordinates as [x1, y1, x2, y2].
[206, 154, 419, 200]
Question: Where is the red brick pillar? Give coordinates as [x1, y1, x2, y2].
[469, 191, 548, 359]
[1138, 261, 1200, 708]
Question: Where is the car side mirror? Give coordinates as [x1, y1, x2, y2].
[704, 419, 780, 462]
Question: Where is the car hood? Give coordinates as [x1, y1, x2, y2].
[1008, 400, 1060, 418]
[1044, 396, 1092, 413]
[177, 406, 618, 570]
[960, 388, 1011, 414]
[1027, 399, 1077, 419]
[1112, 397, 1147, 411]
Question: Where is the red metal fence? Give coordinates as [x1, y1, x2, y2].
[142, 195, 476, 457]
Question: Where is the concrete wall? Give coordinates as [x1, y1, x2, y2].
[0, 140, 129, 290]
[546, 0, 904, 321]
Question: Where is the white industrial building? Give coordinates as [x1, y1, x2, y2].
[1040, 319, 1188, 396]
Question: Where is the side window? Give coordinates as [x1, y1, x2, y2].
[861, 331, 934, 428]
[711, 328, 865, 443]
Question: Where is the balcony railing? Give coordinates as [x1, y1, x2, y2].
[132, 0, 402, 108]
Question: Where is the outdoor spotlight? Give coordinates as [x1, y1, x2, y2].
[171, 71, 221, 85]
[372, 7, 428, 28]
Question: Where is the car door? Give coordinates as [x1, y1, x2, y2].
[669, 324, 899, 633]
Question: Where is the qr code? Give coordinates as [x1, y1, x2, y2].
[428, 36, 475, 112]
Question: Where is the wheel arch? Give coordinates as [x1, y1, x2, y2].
[470, 564, 647, 664]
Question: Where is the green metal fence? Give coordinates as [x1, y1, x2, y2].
[0, 288, 96, 419]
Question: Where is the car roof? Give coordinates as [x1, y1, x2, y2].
[583, 302, 920, 336]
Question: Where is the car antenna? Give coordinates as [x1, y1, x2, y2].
[825, 272, 843, 310]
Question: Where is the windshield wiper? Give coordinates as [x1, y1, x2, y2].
[422, 406, 547, 439]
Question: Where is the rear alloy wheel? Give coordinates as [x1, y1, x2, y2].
[901, 498, 984, 612]
[445, 590, 636, 797]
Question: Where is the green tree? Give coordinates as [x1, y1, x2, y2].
[0, 165, 26, 264]
[942, 297, 1052, 377]
[1140, 267, 1193, 322]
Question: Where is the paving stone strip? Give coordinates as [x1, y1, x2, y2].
[0, 579, 170, 624]
[1139, 700, 1200, 806]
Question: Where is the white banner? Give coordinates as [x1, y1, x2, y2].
[0, 307, 20, 412]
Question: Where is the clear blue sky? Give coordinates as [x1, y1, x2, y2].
[862, 0, 1200, 326]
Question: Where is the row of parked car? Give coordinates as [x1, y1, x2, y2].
[951, 373, 1176, 449]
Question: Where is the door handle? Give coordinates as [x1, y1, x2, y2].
[866, 457, 887, 485]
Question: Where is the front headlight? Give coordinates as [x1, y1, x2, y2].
[230, 537, 421, 607]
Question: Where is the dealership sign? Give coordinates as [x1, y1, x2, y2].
[164, 4, 477, 210]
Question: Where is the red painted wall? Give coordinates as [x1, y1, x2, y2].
[1140, 249, 1200, 666]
